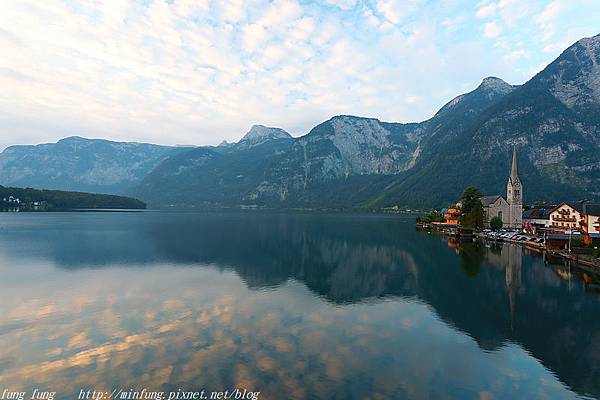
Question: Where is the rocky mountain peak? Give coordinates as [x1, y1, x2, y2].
[435, 77, 516, 118]
[477, 76, 515, 95]
[577, 33, 600, 51]
[57, 136, 88, 144]
[328, 115, 383, 133]
[239, 125, 291, 146]
[540, 33, 600, 109]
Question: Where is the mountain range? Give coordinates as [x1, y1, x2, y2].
[0, 137, 186, 194]
[1, 34, 599, 209]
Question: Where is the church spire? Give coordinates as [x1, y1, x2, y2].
[510, 146, 519, 182]
[506, 146, 523, 228]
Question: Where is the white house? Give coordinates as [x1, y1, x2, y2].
[549, 202, 583, 231]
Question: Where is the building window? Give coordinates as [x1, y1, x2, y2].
[498, 211, 503, 220]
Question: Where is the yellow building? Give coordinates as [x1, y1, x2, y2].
[444, 206, 461, 225]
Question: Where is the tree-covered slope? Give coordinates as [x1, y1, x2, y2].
[0, 185, 146, 210]
[132, 138, 296, 207]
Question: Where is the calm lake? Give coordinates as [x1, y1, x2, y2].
[0, 212, 599, 400]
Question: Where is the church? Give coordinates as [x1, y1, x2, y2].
[481, 147, 523, 229]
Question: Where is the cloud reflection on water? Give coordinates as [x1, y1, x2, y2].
[0, 213, 597, 399]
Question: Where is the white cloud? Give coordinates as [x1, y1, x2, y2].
[537, 0, 563, 22]
[0, 0, 598, 150]
[375, 0, 424, 25]
[258, 0, 303, 27]
[483, 21, 502, 38]
[217, 0, 247, 22]
[476, 0, 534, 27]
[242, 23, 267, 53]
[363, 8, 383, 28]
[274, 65, 302, 81]
[504, 49, 527, 60]
[476, 2, 497, 18]
[262, 44, 286, 66]
[441, 15, 466, 32]
[323, 0, 358, 10]
[536, 0, 564, 41]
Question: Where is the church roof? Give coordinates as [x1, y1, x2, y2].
[481, 195, 503, 206]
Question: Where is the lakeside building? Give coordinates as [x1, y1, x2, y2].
[523, 208, 551, 234]
[482, 147, 523, 229]
[549, 202, 583, 231]
[2, 195, 20, 204]
[427, 149, 597, 239]
[1, 195, 49, 212]
[581, 203, 600, 243]
[1, 195, 21, 212]
[444, 205, 461, 225]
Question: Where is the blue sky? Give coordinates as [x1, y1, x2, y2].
[0, 0, 599, 149]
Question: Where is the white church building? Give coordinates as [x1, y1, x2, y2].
[481, 147, 523, 229]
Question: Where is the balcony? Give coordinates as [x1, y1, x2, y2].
[552, 215, 577, 222]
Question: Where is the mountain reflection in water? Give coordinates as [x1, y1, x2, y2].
[0, 212, 599, 400]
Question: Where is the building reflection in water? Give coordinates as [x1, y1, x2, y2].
[450, 239, 524, 331]
[505, 244, 522, 331]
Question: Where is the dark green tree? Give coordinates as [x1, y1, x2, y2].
[490, 216, 503, 230]
[459, 186, 484, 229]
[0, 185, 145, 211]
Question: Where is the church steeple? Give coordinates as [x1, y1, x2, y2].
[510, 145, 520, 184]
[506, 146, 523, 229]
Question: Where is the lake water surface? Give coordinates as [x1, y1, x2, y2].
[0, 212, 599, 400]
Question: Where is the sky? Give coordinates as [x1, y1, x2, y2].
[0, 0, 599, 150]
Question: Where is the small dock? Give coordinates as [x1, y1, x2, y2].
[549, 251, 600, 270]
